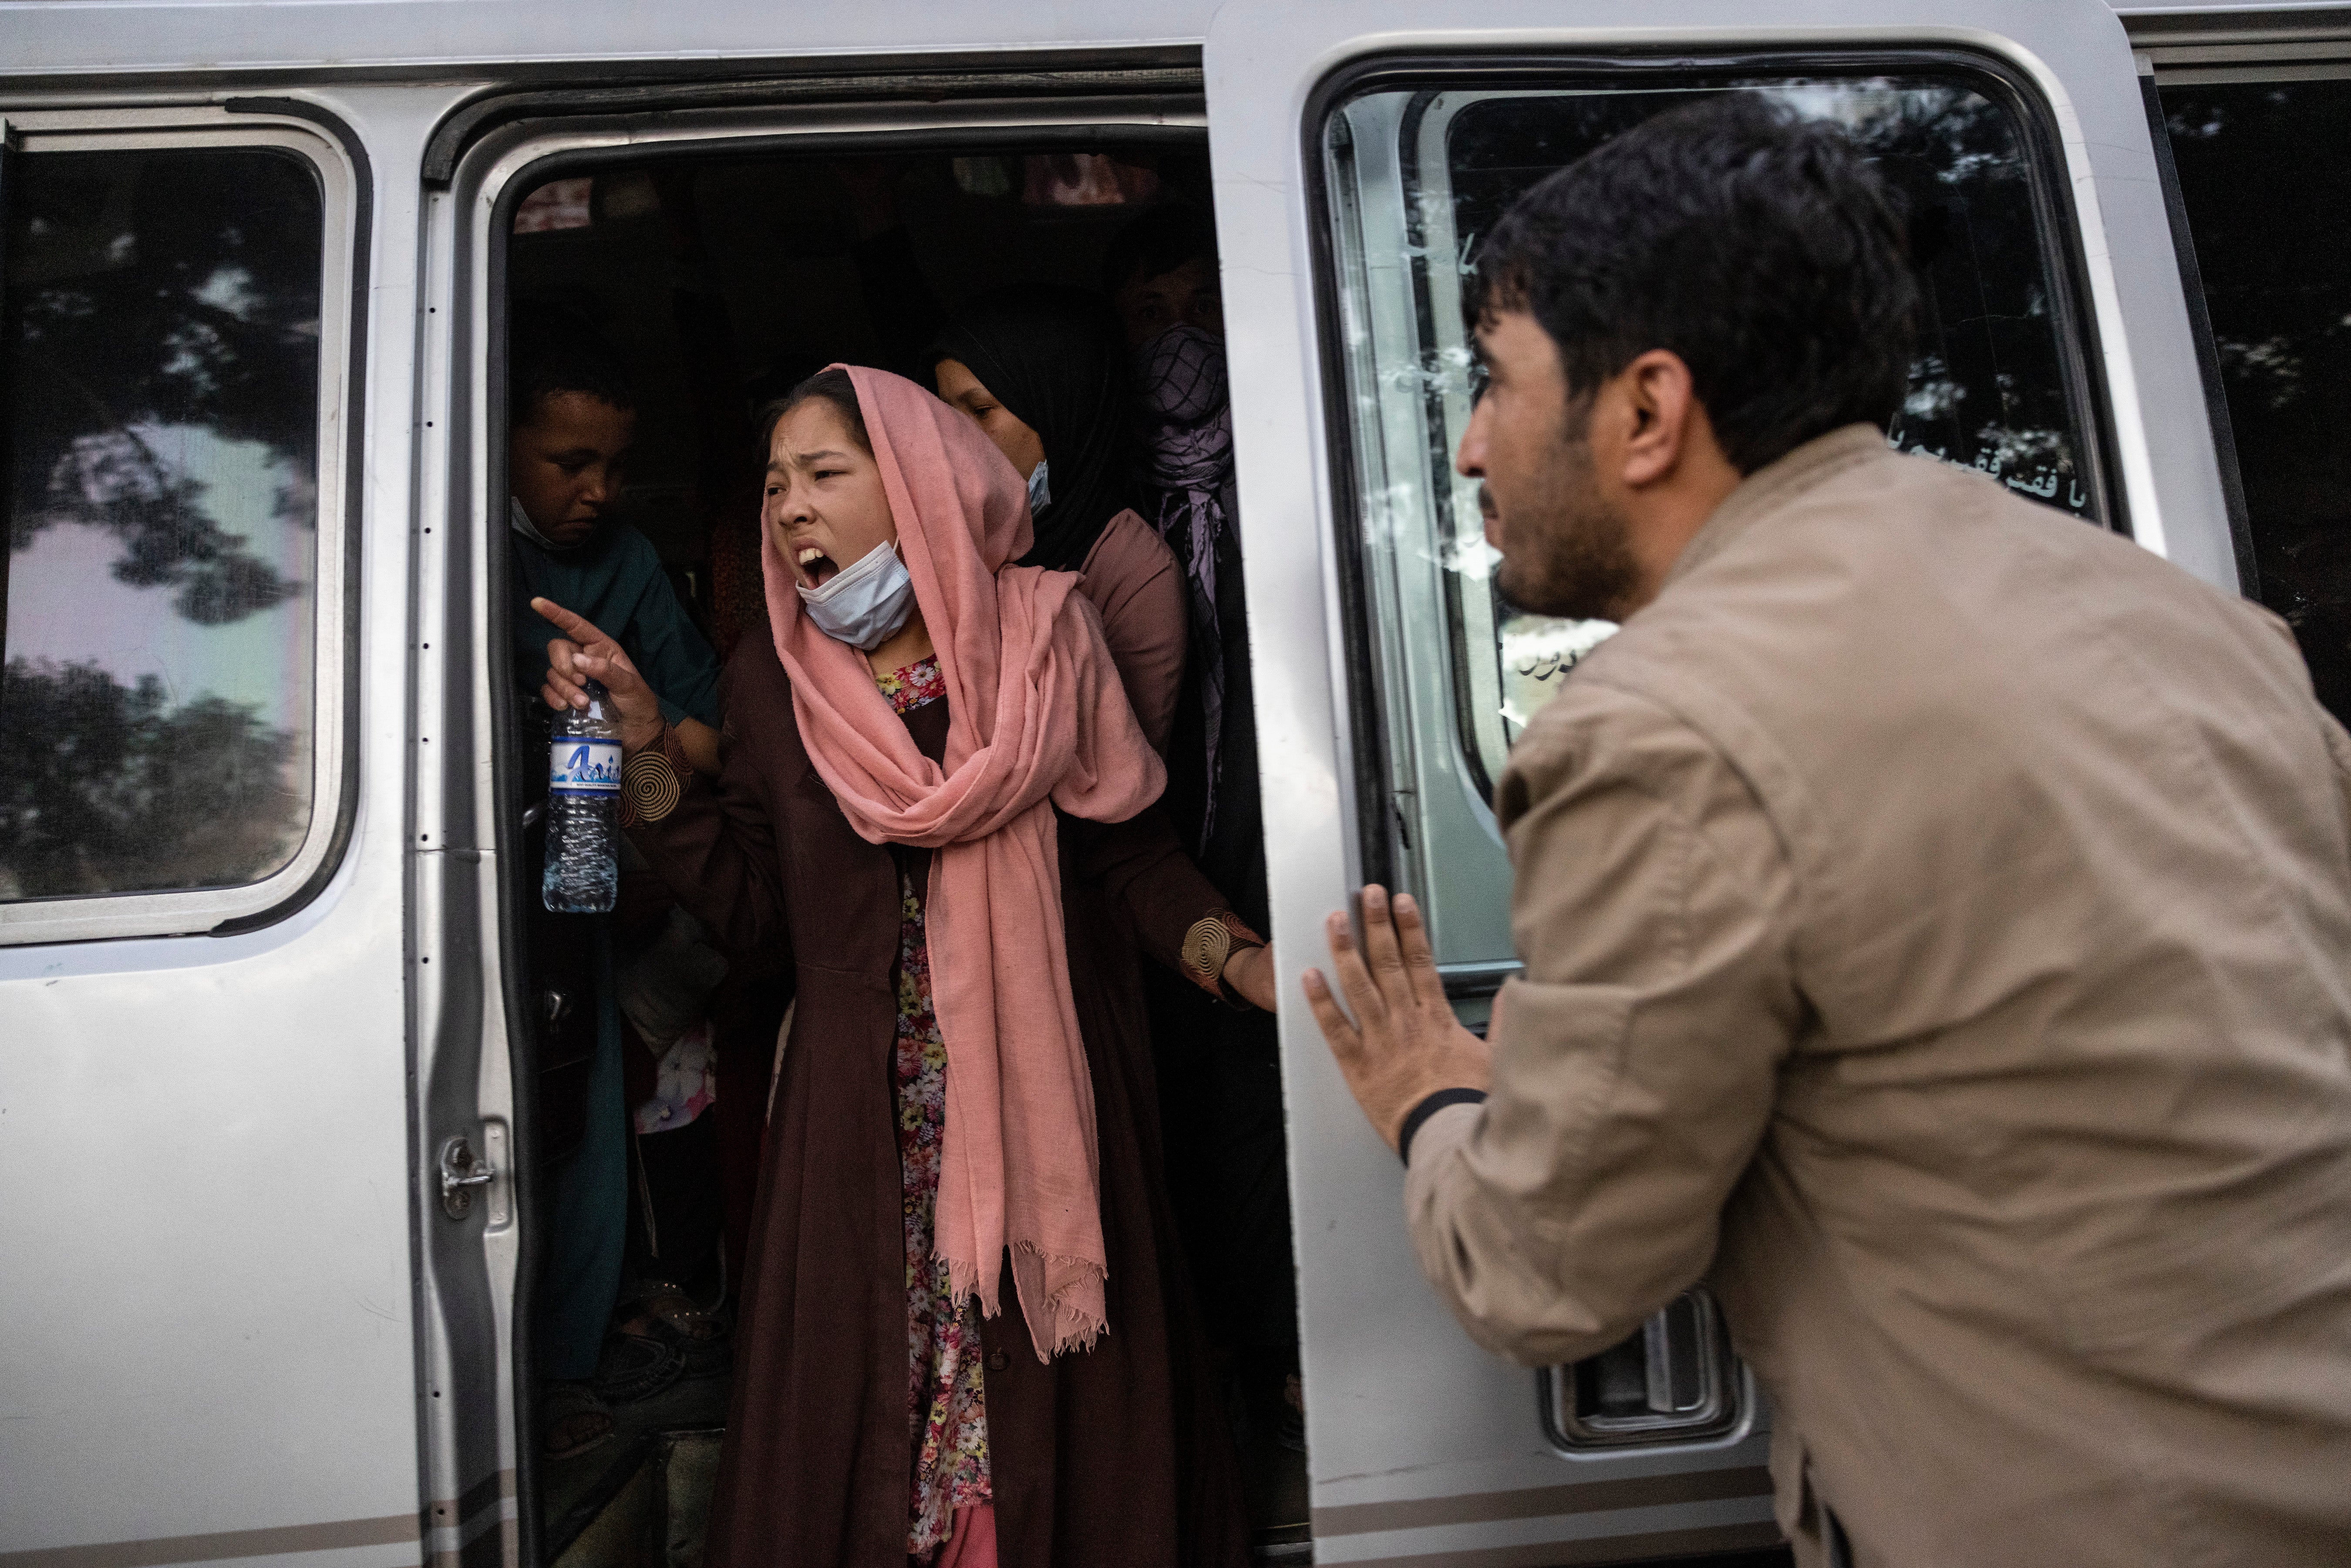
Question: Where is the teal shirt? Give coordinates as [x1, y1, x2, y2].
[511, 520, 722, 730]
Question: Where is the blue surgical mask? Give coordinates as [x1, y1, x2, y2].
[797, 538, 917, 652]
[1027, 458, 1052, 517]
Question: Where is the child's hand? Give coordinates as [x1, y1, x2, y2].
[531, 598, 666, 753]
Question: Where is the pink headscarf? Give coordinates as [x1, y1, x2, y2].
[763, 366, 1166, 1360]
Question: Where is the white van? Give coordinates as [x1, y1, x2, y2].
[0, 0, 2333, 1563]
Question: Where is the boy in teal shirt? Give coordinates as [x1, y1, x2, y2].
[509, 307, 723, 759]
[512, 306, 726, 1459]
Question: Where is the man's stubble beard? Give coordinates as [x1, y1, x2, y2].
[1493, 408, 1638, 624]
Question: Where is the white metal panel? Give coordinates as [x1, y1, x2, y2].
[0, 0, 1212, 77]
[0, 1, 2305, 87]
[0, 870, 419, 1565]
[1206, 0, 2220, 1559]
[402, 74, 532, 1568]
[2117, 0, 2351, 16]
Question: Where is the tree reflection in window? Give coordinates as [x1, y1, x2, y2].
[1443, 81, 2097, 518]
[1428, 77, 2102, 784]
[0, 147, 323, 902]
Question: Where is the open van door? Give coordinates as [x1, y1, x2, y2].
[1207, 1, 2235, 1559]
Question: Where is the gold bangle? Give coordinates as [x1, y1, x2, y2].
[1181, 914, 1233, 982]
[623, 746, 684, 824]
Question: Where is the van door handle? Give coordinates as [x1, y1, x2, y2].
[438, 1135, 499, 1220]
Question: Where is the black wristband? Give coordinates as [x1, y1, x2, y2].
[1398, 1087, 1487, 1167]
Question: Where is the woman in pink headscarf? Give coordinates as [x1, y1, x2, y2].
[533, 366, 1266, 1568]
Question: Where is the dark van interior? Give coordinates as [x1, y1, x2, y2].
[498, 136, 1308, 1565]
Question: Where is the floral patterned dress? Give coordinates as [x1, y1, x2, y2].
[879, 654, 992, 1558]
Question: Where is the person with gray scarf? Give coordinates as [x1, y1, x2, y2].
[1115, 207, 1305, 1470]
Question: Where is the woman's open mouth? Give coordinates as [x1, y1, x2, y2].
[797, 545, 838, 588]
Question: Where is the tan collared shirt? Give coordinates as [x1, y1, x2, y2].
[1406, 426, 2351, 1565]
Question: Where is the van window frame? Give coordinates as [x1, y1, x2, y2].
[0, 106, 365, 948]
[2135, 66, 2261, 599]
[439, 90, 1211, 1550]
[1301, 48, 2128, 952]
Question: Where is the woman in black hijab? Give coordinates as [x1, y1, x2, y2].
[931, 288, 1188, 754]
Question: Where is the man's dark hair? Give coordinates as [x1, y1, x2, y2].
[508, 299, 637, 429]
[757, 366, 870, 457]
[1103, 203, 1217, 294]
[1466, 94, 1918, 474]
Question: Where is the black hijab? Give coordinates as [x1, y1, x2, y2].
[929, 287, 1136, 573]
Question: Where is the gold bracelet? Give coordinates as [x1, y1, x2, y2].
[1181, 914, 1233, 983]
[623, 744, 684, 824]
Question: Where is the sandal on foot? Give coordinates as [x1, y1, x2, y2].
[542, 1380, 614, 1461]
[616, 1278, 724, 1343]
[616, 1279, 730, 1378]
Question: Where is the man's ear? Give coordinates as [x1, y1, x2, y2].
[1616, 348, 1699, 489]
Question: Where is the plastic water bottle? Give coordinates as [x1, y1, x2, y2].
[543, 677, 621, 913]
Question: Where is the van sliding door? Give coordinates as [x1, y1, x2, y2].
[1206, 1, 2229, 1561]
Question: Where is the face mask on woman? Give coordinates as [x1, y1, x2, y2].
[1132, 324, 1229, 431]
[797, 538, 917, 651]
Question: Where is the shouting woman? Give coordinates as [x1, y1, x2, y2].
[532, 365, 1264, 1567]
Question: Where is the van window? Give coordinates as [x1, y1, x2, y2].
[0, 147, 324, 902]
[2157, 78, 2351, 726]
[1320, 69, 2110, 988]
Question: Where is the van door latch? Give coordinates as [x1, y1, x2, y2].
[438, 1135, 498, 1220]
[1541, 1287, 1745, 1448]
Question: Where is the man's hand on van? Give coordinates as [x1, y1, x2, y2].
[1305, 885, 1492, 1154]
[531, 597, 667, 754]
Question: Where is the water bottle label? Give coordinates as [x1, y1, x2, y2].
[549, 738, 622, 794]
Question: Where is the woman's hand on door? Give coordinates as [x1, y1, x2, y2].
[531, 597, 667, 754]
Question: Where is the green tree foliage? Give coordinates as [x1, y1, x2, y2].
[1, 145, 323, 902]
[7, 146, 323, 624]
[0, 659, 303, 900]
[1441, 80, 2086, 501]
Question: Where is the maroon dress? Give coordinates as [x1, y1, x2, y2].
[626, 632, 1250, 1568]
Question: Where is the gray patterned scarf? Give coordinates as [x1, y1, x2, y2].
[1132, 325, 1235, 851]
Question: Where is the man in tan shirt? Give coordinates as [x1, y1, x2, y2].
[1305, 96, 2351, 1564]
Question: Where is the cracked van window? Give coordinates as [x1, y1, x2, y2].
[0, 148, 324, 901]
[1325, 76, 2103, 799]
